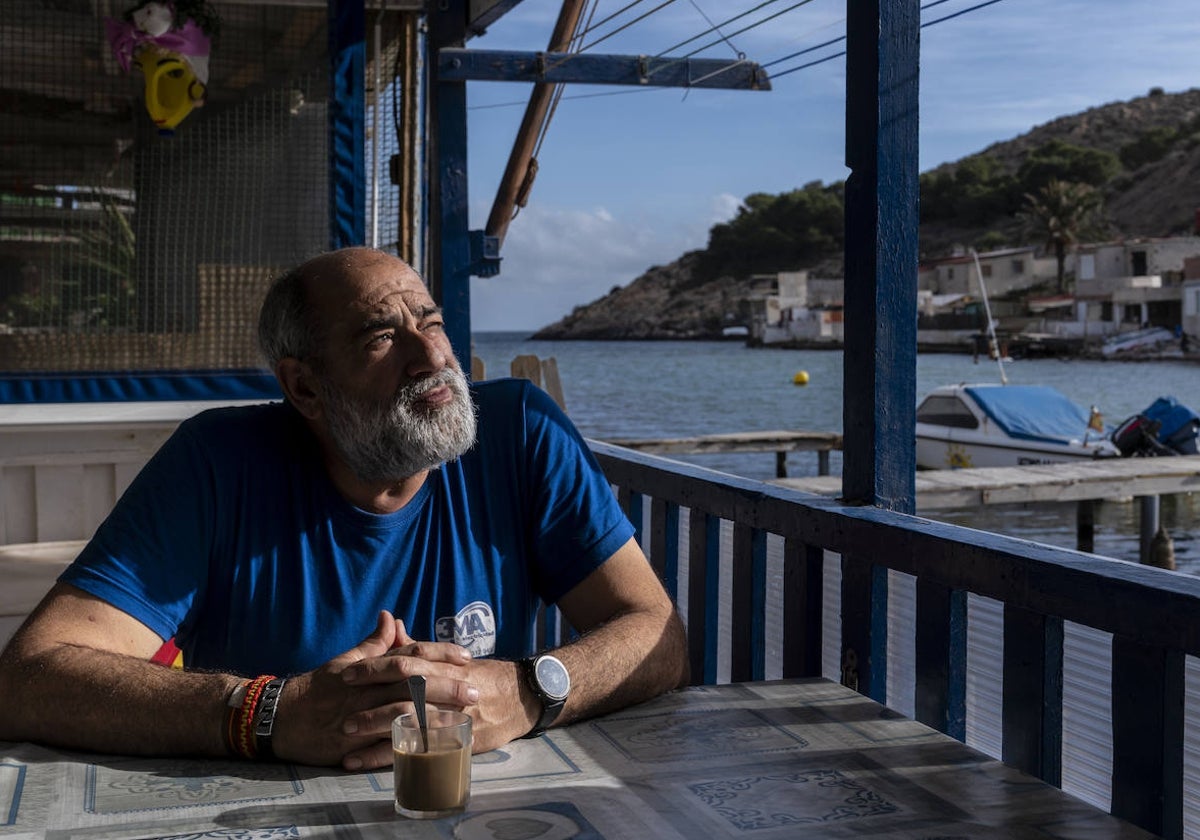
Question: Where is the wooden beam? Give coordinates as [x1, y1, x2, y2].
[841, 0, 919, 512]
[438, 48, 771, 90]
[485, 0, 588, 247]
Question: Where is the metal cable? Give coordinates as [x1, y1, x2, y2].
[656, 0, 782, 57]
[578, 0, 681, 53]
[574, 0, 651, 40]
[658, 0, 817, 66]
[769, 0, 1012, 80]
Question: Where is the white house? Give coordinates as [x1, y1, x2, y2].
[918, 246, 1051, 297]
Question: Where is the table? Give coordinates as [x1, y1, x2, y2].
[0, 679, 1154, 839]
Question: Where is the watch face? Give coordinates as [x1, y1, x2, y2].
[534, 655, 570, 701]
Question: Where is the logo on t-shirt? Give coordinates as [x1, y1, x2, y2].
[436, 600, 496, 657]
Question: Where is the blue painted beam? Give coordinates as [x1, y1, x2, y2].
[438, 48, 771, 91]
[841, 0, 919, 512]
[328, 0, 365, 249]
[428, 1, 473, 368]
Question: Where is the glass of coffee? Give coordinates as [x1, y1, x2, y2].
[392, 709, 472, 819]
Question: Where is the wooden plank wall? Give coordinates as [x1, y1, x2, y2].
[0, 426, 173, 544]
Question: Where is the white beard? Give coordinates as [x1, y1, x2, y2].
[319, 366, 478, 483]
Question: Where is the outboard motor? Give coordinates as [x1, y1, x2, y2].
[1141, 396, 1200, 454]
[1111, 396, 1200, 457]
[1111, 414, 1174, 457]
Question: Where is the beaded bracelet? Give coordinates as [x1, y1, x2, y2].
[226, 675, 275, 760]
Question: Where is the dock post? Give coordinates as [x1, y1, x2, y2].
[775, 451, 787, 478]
[1138, 495, 1160, 564]
[1076, 499, 1095, 554]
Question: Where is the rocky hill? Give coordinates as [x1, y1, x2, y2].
[533, 87, 1200, 340]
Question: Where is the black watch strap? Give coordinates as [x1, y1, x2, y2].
[520, 655, 567, 738]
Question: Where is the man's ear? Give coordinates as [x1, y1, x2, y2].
[276, 357, 323, 420]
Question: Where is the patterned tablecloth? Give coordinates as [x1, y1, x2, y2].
[0, 678, 1155, 839]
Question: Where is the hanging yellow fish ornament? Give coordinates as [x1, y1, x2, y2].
[133, 47, 206, 134]
[105, 2, 217, 135]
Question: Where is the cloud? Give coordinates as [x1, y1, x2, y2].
[470, 202, 711, 331]
[710, 193, 744, 224]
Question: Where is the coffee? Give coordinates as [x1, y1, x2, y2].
[393, 740, 470, 813]
[392, 710, 472, 819]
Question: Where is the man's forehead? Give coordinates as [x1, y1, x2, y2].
[306, 251, 432, 310]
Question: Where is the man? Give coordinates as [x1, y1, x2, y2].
[0, 247, 688, 770]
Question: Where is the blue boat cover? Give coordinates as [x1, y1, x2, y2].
[963, 385, 1097, 445]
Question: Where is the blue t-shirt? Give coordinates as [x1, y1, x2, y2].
[60, 379, 634, 677]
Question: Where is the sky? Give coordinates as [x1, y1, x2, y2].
[462, 0, 1200, 331]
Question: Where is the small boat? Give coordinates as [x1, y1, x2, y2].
[1101, 326, 1176, 356]
[916, 384, 1120, 469]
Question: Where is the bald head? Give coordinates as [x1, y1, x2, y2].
[258, 248, 427, 371]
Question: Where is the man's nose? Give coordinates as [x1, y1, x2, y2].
[402, 330, 448, 378]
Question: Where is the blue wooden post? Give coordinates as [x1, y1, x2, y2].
[842, 0, 919, 510]
[328, 0, 365, 249]
[840, 0, 919, 703]
[428, 0, 473, 368]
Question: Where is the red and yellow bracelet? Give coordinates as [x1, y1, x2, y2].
[225, 675, 275, 759]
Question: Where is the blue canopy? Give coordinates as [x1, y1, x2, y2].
[964, 385, 1097, 445]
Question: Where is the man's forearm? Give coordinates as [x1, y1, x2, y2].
[0, 642, 236, 757]
[549, 604, 689, 728]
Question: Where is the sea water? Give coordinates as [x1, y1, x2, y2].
[471, 332, 1200, 573]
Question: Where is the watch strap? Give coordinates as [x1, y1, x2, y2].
[519, 656, 566, 738]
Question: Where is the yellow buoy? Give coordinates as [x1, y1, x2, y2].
[792, 370, 810, 386]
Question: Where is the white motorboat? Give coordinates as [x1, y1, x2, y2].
[915, 383, 1120, 469]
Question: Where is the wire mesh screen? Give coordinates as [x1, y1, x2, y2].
[0, 2, 333, 377]
[365, 10, 422, 271]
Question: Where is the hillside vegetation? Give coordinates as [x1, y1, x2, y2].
[534, 87, 1200, 340]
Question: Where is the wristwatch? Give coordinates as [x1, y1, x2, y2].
[519, 653, 570, 738]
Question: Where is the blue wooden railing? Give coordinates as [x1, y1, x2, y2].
[588, 440, 1200, 839]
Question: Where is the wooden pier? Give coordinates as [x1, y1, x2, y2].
[601, 430, 843, 478]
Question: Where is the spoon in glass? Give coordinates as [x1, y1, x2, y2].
[407, 675, 429, 753]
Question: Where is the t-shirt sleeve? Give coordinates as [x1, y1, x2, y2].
[58, 421, 216, 642]
[518, 383, 636, 603]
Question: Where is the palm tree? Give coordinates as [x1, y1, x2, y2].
[1018, 179, 1103, 294]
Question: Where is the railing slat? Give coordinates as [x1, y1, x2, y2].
[751, 528, 767, 681]
[687, 511, 720, 685]
[915, 580, 966, 740]
[841, 556, 888, 701]
[650, 498, 680, 601]
[1110, 638, 1184, 839]
[730, 523, 754, 682]
[782, 539, 823, 678]
[619, 488, 642, 543]
[1002, 605, 1063, 786]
